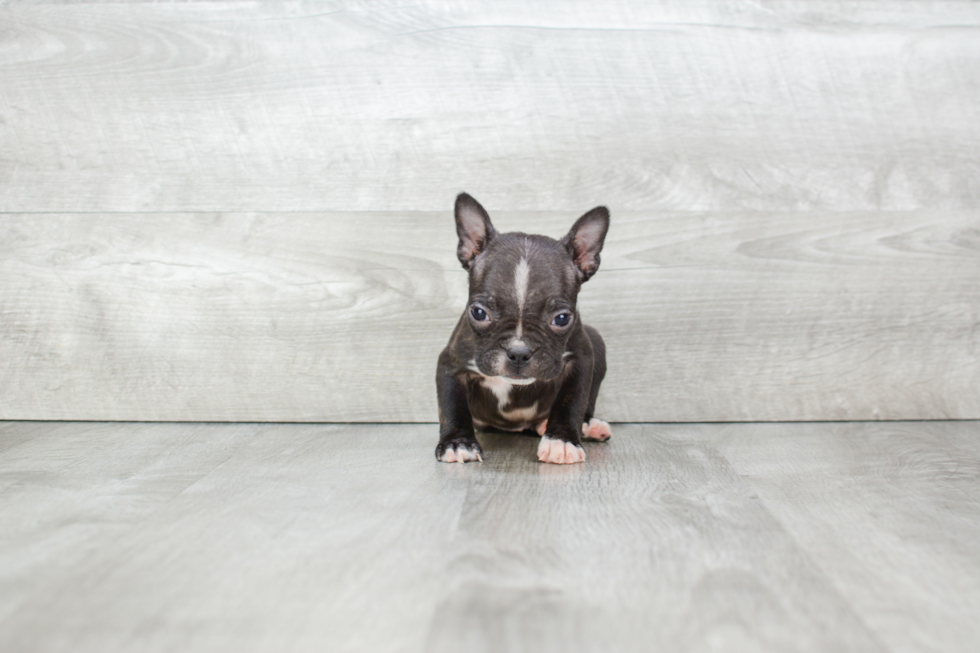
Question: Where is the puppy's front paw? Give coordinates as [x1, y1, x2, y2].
[435, 438, 483, 463]
[537, 436, 585, 464]
[582, 418, 612, 442]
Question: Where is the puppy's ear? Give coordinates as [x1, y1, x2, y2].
[455, 193, 496, 270]
[562, 207, 610, 282]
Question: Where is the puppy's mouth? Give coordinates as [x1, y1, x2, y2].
[504, 374, 537, 385]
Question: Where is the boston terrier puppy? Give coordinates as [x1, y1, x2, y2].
[435, 193, 613, 465]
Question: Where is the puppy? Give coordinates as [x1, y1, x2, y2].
[435, 193, 612, 464]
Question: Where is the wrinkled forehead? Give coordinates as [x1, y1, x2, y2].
[470, 234, 578, 308]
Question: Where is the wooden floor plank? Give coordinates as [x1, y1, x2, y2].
[424, 425, 882, 653]
[706, 421, 980, 653]
[6, 421, 977, 652]
[0, 423, 261, 626]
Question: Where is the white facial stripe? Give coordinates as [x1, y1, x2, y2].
[514, 257, 530, 337]
[515, 258, 530, 308]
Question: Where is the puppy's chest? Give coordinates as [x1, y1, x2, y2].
[465, 375, 558, 432]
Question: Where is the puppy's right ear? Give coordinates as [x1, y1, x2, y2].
[455, 193, 496, 270]
[561, 206, 610, 282]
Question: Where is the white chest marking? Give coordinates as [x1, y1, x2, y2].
[500, 402, 539, 423]
[480, 375, 513, 409]
[477, 373, 536, 412]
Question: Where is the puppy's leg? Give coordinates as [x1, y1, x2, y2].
[434, 349, 482, 463]
[538, 346, 592, 465]
[582, 418, 613, 442]
[581, 325, 612, 442]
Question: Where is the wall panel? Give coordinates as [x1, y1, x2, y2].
[1, 211, 976, 421]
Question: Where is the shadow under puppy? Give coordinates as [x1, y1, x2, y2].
[436, 193, 613, 465]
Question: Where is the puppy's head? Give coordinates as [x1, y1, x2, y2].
[454, 193, 609, 382]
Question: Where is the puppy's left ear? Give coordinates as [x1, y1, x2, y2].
[562, 206, 610, 282]
[455, 193, 496, 270]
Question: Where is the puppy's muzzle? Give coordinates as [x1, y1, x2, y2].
[504, 344, 534, 369]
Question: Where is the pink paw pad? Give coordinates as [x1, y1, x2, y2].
[535, 420, 548, 436]
[438, 443, 482, 463]
[537, 436, 586, 464]
[581, 418, 612, 442]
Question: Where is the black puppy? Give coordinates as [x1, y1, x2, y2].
[435, 193, 612, 464]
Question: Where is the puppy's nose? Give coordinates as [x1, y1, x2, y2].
[505, 344, 534, 367]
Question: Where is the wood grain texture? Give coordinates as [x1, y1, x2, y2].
[1, 1, 979, 212]
[706, 421, 980, 653]
[2, 1, 978, 421]
[1, 420, 978, 652]
[2, 210, 977, 422]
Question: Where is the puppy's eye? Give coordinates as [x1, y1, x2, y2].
[470, 306, 489, 322]
[552, 313, 571, 327]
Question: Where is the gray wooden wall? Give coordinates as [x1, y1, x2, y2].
[1, 1, 978, 422]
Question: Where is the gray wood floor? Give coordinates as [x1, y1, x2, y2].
[1, 420, 977, 652]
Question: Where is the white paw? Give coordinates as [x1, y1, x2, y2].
[537, 436, 586, 464]
[437, 441, 483, 463]
[581, 418, 612, 442]
[535, 420, 548, 436]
